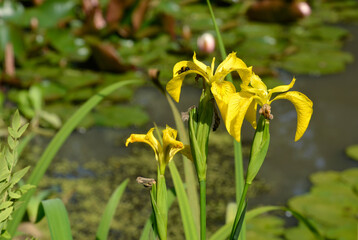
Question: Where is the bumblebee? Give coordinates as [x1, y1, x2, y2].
[176, 66, 190, 75]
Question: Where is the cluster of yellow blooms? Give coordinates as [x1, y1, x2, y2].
[127, 52, 313, 167]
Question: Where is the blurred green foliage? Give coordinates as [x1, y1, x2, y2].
[0, 0, 357, 131]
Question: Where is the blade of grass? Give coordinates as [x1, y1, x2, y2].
[234, 140, 245, 240]
[7, 79, 144, 236]
[168, 162, 199, 240]
[166, 94, 200, 234]
[96, 179, 129, 240]
[41, 199, 73, 240]
[231, 202, 247, 240]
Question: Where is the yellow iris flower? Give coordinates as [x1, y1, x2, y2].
[166, 52, 252, 102]
[126, 126, 184, 174]
[166, 53, 313, 143]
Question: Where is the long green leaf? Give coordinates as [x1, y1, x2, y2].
[168, 162, 199, 240]
[96, 179, 129, 240]
[166, 95, 200, 233]
[41, 199, 73, 240]
[234, 141, 246, 240]
[231, 202, 247, 240]
[7, 79, 144, 236]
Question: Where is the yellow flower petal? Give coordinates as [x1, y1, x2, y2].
[126, 128, 161, 160]
[245, 100, 258, 130]
[270, 91, 313, 141]
[211, 81, 237, 124]
[268, 78, 296, 98]
[225, 93, 255, 142]
[193, 52, 209, 73]
[168, 58, 212, 102]
[162, 126, 184, 164]
[166, 76, 185, 102]
[213, 53, 252, 84]
[250, 74, 267, 92]
[173, 60, 207, 78]
[237, 66, 253, 86]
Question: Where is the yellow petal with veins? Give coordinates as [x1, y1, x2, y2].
[167, 61, 207, 102]
[268, 78, 296, 99]
[250, 74, 267, 92]
[211, 81, 236, 124]
[213, 53, 252, 84]
[162, 126, 184, 164]
[193, 52, 209, 73]
[245, 100, 258, 129]
[126, 128, 161, 160]
[225, 93, 255, 142]
[270, 91, 313, 141]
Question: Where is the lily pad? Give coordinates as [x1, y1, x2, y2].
[247, 215, 285, 240]
[277, 50, 353, 75]
[46, 29, 90, 61]
[65, 88, 95, 102]
[9, 0, 76, 28]
[37, 81, 67, 101]
[44, 103, 95, 129]
[285, 222, 317, 240]
[93, 105, 149, 127]
[56, 69, 101, 90]
[345, 144, 358, 161]
[287, 168, 358, 239]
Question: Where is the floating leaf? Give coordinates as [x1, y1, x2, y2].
[10, 0, 76, 28]
[345, 144, 358, 161]
[46, 29, 90, 61]
[93, 105, 149, 127]
[278, 50, 353, 75]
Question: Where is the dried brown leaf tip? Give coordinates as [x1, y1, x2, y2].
[136, 177, 156, 188]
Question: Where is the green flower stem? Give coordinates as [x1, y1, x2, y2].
[206, 0, 233, 83]
[230, 182, 250, 240]
[199, 180, 207, 240]
[206, 0, 226, 61]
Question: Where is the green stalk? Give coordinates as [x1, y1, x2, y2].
[167, 95, 200, 233]
[206, 0, 233, 83]
[230, 182, 250, 240]
[234, 141, 245, 240]
[199, 180, 206, 240]
[206, 0, 227, 61]
[206, 1, 246, 239]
